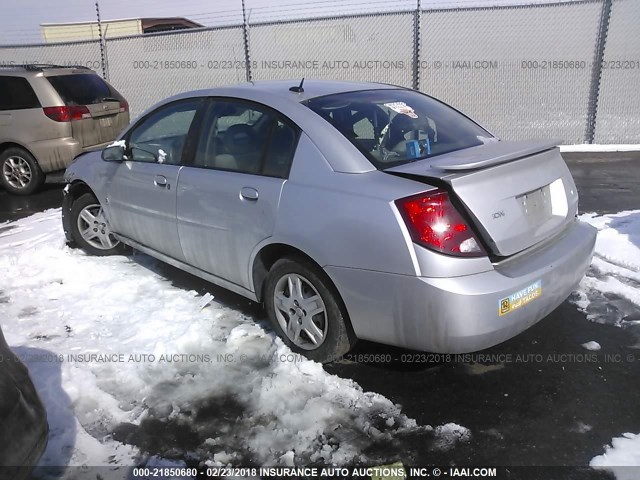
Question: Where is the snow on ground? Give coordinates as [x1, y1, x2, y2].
[559, 144, 640, 153]
[432, 424, 471, 451]
[570, 210, 640, 474]
[581, 341, 601, 351]
[0, 210, 470, 478]
[591, 433, 640, 480]
[572, 210, 640, 331]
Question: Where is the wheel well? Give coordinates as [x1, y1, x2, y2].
[66, 181, 95, 202]
[0, 142, 35, 159]
[252, 243, 356, 339]
[252, 244, 314, 301]
[61, 181, 97, 244]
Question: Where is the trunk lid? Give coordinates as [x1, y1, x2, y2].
[386, 139, 579, 257]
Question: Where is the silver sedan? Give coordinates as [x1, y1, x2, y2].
[62, 80, 597, 363]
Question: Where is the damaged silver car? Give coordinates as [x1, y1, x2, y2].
[62, 80, 596, 362]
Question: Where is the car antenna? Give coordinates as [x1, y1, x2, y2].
[289, 78, 305, 93]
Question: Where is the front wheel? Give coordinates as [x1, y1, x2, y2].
[264, 257, 356, 363]
[69, 193, 129, 256]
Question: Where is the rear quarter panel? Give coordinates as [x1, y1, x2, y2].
[263, 133, 426, 277]
[0, 107, 72, 172]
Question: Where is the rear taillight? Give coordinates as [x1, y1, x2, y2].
[396, 189, 486, 257]
[119, 100, 129, 113]
[43, 105, 91, 122]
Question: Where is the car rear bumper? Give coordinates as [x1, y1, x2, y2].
[326, 219, 596, 353]
[28, 137, 82, 173]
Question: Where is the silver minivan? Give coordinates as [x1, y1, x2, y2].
[0, 64, 129, 195]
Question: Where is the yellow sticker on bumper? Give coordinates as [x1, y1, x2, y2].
[499, 280, 542, 316]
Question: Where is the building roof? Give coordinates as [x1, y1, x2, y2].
[41, 17, 202, 27]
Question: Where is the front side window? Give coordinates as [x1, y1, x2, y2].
[0, 76, 40, 111]
[304, 89, 493, 169]
[128, 99, 201, 164]
[194, 100, 298, 177]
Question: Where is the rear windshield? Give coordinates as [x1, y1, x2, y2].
[47, 74, 123, 106]
[303, 89, 493, 169]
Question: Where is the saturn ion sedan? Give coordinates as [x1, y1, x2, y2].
[62, 80, 597, 363]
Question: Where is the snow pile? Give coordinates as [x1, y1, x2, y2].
[591, 433, 640, 479]
[571, 211, 640, 474]
[0, 210, 462, 474]
[432, 423, 471, 451]
[559, 144, 640, 153]
[581, 341, 601, 351]
[571, 210, 640, 330]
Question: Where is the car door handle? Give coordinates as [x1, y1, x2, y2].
[240, 187, 259, 201]
[154, 175, 168, 187]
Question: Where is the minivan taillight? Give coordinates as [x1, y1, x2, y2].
[43, 105, 91, 122]
[396, 189, 486, 257]
[119, 100, 129, 113]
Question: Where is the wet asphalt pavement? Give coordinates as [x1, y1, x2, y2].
[0, 155, 639, 472]
[0, 173, 64, 222]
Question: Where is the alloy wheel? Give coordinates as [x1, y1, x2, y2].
[76, 203, 120, 250]
[2, 156, 32, 189]
[273, 273, 328, 350]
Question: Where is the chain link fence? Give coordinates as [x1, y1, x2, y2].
[106, 26, 247, 118]
[0, 40, 103, 72]
[1, 0, 638, 144]
[594, 0, 640, 144]
[250, 12, 415, 88]
[419, 1, 602, 143]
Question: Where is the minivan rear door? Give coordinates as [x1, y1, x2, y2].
[46, 71, 130, 148]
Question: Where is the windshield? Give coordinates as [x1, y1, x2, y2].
[303, 89, 494, 169]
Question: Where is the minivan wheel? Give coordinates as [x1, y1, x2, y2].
[70, 193, 129, 256]
[264, 257, 356, 363]
[0, 147, 45, 195]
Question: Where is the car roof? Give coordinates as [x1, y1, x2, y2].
[128, 79, 405, 174]
[0, 64, 96, 77]
[187, 79, 402, 103]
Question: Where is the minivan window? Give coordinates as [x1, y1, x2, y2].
[0, 76, 41, 111]
[303, 89, 492, 169]
[47, 74, 122, 106]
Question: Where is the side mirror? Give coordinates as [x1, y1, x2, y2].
[102, 144, 126, 162]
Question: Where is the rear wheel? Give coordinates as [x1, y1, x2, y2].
[0, 147, 45, 195]
[264, 257, 356, 363]
[70, 193, 129, 256]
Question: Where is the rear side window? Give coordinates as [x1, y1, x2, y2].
[194, 99, 298, 178]
[0, 76, 41, 111]
[47, 74, 122, 106]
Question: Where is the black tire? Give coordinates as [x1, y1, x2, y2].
[69, 193, 129, 256]
[264, 257, 356, 363]
[0, 147, 45, 195]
